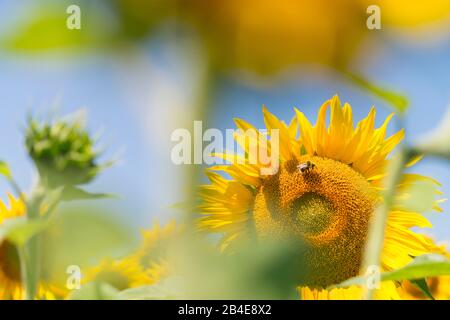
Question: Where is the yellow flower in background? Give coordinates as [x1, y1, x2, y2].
[198, 95, 446, 299]
[175, 0, 450, 76]
[181, 0, 366, 76]
[300, 282, 399, 300]
[399, 276, 450, 300]
[367, 0, 450, 28]
[0, 194, 65, 300]
[84, 221, 179, 291]
[83, 257, 149, 291]
[8, 1, 450, 77]
[7, 1, 450, 82]
[129, 221, 179, 283]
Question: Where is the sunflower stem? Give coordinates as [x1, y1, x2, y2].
[361, 150, 410, 300]
[17, 245, 32, 300]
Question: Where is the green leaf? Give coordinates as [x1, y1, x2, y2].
[300, 145, 307, 155]
[117, 277, 183, 300]
[61, 186, 116, 202]
[1, 5, 113, 53]
[175, 237, 305, 299]
[395, 180, 437, 213]
[344, 72, 409, 113]
[68, 282, 119, 300]
[409, 279, 435, 300]
[0, 161, 12, 179]
[414, 106, 450, 161]
[0, 216, 51, 246]
[334, 254, 450, 288]
[40, 186, 64, 216]
[41, 209, 135, 285]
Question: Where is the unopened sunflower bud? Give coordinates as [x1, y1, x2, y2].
[25, 114, 101, 188]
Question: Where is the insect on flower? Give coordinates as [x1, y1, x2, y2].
[297, 161, 316, 174]
[198, 97, 446, 298]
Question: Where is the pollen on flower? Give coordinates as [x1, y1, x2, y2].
[293, 193, 335, 235]
[252, 155, 378, 288]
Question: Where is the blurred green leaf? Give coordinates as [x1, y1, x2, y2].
[175, 236, 305, 299]
[61, 186, 116, 202]
[111, 0, 177, 40]
[395, 180, 437, 213]
[0, 161, 12, 179]
[0, 216, 50, 246]
[335, 254, 450, 288]
[414, 106, 450, 160]
[68, 282, 119, 300]
[360, 152, 409, 299]
[409, 279, 435, 300]
[117, 277, 183, 300]
[344, 71, 409, 113]
[1, 3, 114, 53]
[42, 208, 135, 285]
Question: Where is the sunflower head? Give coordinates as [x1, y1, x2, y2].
[198, 95, 444, 297]
[0, 195, 26, 299]
[84, 221, 179, 291]
[25, 114, 101, 188]
[130, 221, 179, 283]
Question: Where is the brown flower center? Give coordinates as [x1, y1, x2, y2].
[252, 156, 377, 288]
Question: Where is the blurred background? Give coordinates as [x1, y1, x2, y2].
[0, 0, 449, 247]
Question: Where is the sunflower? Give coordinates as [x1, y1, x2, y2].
[198, 95, 445, 299]
[0, 194, 65, 300]
[83, 256, 150, 291]
[84, 221, 178, 291]
[128, 221, 179, 283]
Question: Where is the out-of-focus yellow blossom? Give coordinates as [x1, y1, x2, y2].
[83, 256, 150, 291]
[83, 221, 179, 291]
[174, 0, 366, 76]
[0, 194, 66, 300]
[365, 0, 450, 27]
[112, 0, 450, 77]
[9, 1, 450, 77]
[128, 221, 179, 283]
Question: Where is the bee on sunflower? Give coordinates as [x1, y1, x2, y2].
[198, 95, 447, 300]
